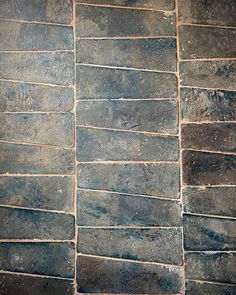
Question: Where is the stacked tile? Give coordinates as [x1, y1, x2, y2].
[179, 1, 236, 294]
[0, 1, 75, 294]
[75, 0, 183, 294]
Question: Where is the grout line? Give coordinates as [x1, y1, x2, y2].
[180, 85, 236, 92]
[179, 57, 236, 62]
[0, 140, 74, 150]
[0, 240, 75, 243]
[182, 148, 236, 156]
[77, 160, 180, 164]
[183, 212, 236, 220]
[180, 22, 236, 30]
[77, 226, 182, 229]
[0, 50, 74, 53]
[182, 121, 236, 124]
[185, 250, 236, 254]
[0, 111, 74, 114]
[76, 36, 177, 39]
[76, 98, 178, 101]
[182, 184, 236, 188]
[185, 278, 236, 287]
[0, 78, 74, 88]
[0, 17, 73, 27]
[0, 174, 74, 177]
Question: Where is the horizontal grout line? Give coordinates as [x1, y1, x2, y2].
[0, 204, 74, 216]
[77, 187, 181, 201]
[182, 148, 236, 156]
[184, 212, 236, 220]
[185, 250, 236, 254]
[77, 160, 179, 164]
[76, 63, 177, 74]
[0, 140, 75, 150]
[0, 49, 74, 53]
[180, 57, 236, 62]
[182, 121, 236, 124]
[186, 278, 236, 287]
[0, 17, 73, 27]
[76, 97, 178, 101]
[182, 184, 236, 188]
[180, 85, 236, 92]
[0, 111, 74, 114]
[0, 174, 74, 177]
[76, 125, 178, 137]
[77, 253, 182, 268]
[77, 226, 182, 229]
[0, 270, 74, 281]
[76, 36, 177, 40]
[0, 239, 75, 243]
[0, 78, 74, 88]
[180, 22, 236, 30]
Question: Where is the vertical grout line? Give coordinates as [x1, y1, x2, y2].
[175, 0, 185, 294]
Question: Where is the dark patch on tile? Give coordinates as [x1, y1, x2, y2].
[77, 255, 183, 293]
[0, 242, 74, 278]
[76, 127, 179, 161]
[185, 280, 236, 295]
[182, 150, 236, 185]
[180, 61, 236, 90]
[179, 25, 236, 59]
[78, 227, 182, 265]
[76, 65, 177, 99]
[183, 214, 236, 251]
[77, 163, 180, 199]
[76, 5, 176, 37]
[0, 52, 74, 86]
[76, 38, 176, 71]
[77, 189, 182, 226]
[0, 113, 74, 147]
[0, 207, 75, 240]
[0, 176, 74, 212]
[181, 87, 236, 122]
[0, 20, 73, 50]
[0, 273, 74, 295]
[185, 252, 236, 284]
[0, 81, 74, 112]
[76, 100, 178, 134]
[0, 143, 74, 174]
[179, 0, 236, 27]
[0, 0, 73, 24]
[182, 123, 236, 152]
[183, 187, 236, 218]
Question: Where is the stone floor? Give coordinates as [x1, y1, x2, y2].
[0, 0, 235, 294]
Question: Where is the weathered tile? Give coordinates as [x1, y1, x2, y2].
[180, 61, 236, 90]
[0, 176, 74, 212]
[181, 87, 236, 122]
[183, 187, 236, 218]
[76, 0, 175, 10]
[77, 255, 183, 293]
[77, 127, 179, 161]
[182, 123, 236, 152]
[0, 143, 74, 174]
[185, 252, 236, 284]
[179, 0, 236, 27]
[0, 20, 73, 50]
[0, 52, 74, 86]
[78, 228, 182, 265]
[185, 280, 236, 295]
[0, 81, 74, 112]
[182, 150, 236, 185]
[76, 38, 176, 72]
[184, 214, 236, 251]
[0, 206, 74, 240]
[77, 189, 182, 226]
[0, 0, 73, 24]
[76, 65, 177, 99]
[76, 100, 178, 134]
[78, 163, 180, 198]
[0, 113, 74, 147]
[0, 242, 74, 278]
[0, 273, 74, 295]
[76, 5, 176, 37]
[179, 25, 236, 59]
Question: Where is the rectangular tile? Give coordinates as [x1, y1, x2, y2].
[0, 143, 74, 174]
[0, 52, 74, 86]
[0, 81, 74, 112]
[182, 150, 236, 185]
[76, 38, 176, 72]
[182, 123, 236, 152]
[183, 214, 236, 251]
[180, 61, 236, 90]
[0, 0, 73, 24]
[0, 113, 74, 147]
[77, 255, 183, 293]
[0, 20, 73, 50]
[76, 100, 178, 134]
[181, 87, 236, 122]
[77, 127, 179, 161]
[77, 189, 182, 226]
[185, 280, 236, 295]
[0, 176, 74, 212]
[76, 5, 176, 37]
[183, 187, 236, 218]
[76, 0, 175, 10]
[78, 163, 180, 198]
[0, 273, 74, 295]
[0, 207, 75, 240]
[185, 252, 236, 284]
[179, 25, 236, 59]
[179, 0, 236, 27]
[0, 242, 74, 278]
[76, 65, 177, 99]
[78, 228, 182, 265]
